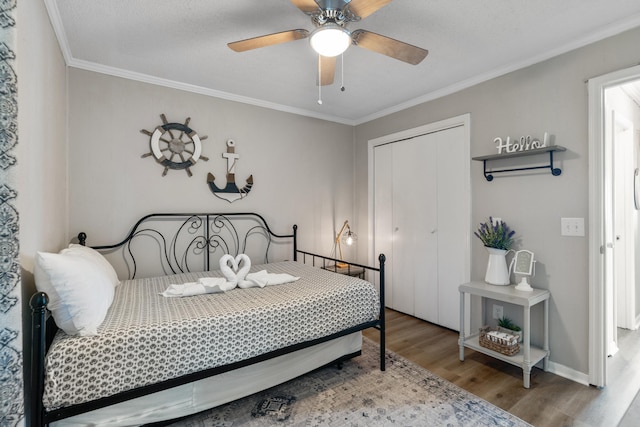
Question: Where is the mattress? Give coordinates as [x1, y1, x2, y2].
[43, 261, 380, 410]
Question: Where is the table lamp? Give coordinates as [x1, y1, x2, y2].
[335, 220, 357, 268]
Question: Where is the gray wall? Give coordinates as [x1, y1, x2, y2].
[17, 0, 68, 266]
[67, 69, 357, 277]
[17, 0, 68, 423]
[354, 26, 640, 377]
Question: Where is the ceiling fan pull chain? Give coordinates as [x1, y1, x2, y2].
[341, 53, 345, 92]
[318, 55, 323, 105]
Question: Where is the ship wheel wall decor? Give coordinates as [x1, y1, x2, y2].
[207, 139, 254, 203]
[141, 114, 209, 176]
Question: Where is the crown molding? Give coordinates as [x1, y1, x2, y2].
[354, 13, 640, 125]
[67, 59, 358, 126]
[44, 0, 640, 127]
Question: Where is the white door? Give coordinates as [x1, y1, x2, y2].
[393, 134, 438, 321]
[435, 125, 468, 330]
[613, 111, 636, 331]
[604, 108, 619, 357]
[373, 124, 467, 330]
[373, 143, 395, 309]
[604, 106, 637, 358]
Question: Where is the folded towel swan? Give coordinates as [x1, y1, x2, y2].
[160, 254, 299, 297]
[219, 253, 251, 285]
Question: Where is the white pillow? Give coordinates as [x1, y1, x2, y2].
[34, 250, 115, 336]
[64, 244, 120, 287]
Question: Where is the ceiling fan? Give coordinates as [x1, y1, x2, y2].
[227, 0, 429, 86]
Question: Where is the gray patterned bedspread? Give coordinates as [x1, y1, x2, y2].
[43, 261, 380, 410]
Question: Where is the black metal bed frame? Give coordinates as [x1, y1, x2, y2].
[79, 212, 296, 279]
[30, 212, 385, 426]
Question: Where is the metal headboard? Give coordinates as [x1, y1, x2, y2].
[78, 212, 297, 279]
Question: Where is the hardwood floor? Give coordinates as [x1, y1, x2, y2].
[363, 309, 640, 426]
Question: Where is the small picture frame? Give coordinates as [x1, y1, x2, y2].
[513, 250, 534, 276]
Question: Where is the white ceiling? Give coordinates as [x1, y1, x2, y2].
[45, 0, 640, 125]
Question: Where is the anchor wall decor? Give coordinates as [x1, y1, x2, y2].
[207, 139, 253, 203]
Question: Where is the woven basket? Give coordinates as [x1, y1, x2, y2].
[479, 326, 520, 356]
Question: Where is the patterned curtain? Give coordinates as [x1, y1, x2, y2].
[0, 0, 23, 425]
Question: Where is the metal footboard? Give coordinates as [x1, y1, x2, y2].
[294, 248, 386, 371]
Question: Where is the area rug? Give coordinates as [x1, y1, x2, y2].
[169, 338, 530, 426]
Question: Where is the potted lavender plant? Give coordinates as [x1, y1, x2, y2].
[474, 217, 515, 285]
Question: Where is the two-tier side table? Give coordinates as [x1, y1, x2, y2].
[458, 281, 550, 388]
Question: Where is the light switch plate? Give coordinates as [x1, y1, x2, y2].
[561, 218, 585, 236]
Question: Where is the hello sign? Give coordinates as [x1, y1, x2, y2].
[494, 132, 549, 154]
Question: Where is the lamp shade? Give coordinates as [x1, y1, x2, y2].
[342, 229, 357, 246]
[310, 24, 351, 57]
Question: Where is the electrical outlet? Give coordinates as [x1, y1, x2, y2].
[492, 304, 503, 320]
[492, 217, 502, 226]
[561, 217, 585, 236]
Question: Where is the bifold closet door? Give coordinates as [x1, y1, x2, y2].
[393, 136, 439, 322]
[373, 135, 438, 321]
[373, 125, 465, 330]
[434, 125, 466, 330]
[373, 143, 395, 310]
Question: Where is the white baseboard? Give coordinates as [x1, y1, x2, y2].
[546, 360, 591, 386]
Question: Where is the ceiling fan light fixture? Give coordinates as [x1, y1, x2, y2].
[310, 24, 351, 57]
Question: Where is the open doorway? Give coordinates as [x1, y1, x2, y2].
[588, 65, 640, 389]
[605, 83, 640, 358]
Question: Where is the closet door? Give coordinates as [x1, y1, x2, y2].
[434, 126, 466, 330]
[395, 135, 438, 322]
[373, 125, 466, 330]
[373, 143, 395, 309]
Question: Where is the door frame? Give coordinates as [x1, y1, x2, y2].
[367, 114, 472, 330]
[588, 64, 640, 387]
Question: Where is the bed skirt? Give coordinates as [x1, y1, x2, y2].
[51, 332, 362, 426]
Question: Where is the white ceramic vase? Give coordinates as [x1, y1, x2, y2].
[484, 247, 510, 285]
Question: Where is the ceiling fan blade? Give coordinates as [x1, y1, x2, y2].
[347, 0, 392, 19]
[228, 29, 309, 52]
[290, 0, 320, 14]
[317, 55, 336, 86]
[351, 29, 428, 65]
